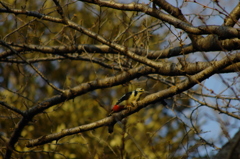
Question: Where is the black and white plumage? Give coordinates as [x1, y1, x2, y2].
[108, 88, 146, 133]
[115, 88, 145, 106]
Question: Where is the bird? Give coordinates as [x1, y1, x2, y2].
[108, 88, 146, 116]
[108, 88, 146, 133]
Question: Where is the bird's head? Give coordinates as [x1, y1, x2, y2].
[135, 88, 145, 93]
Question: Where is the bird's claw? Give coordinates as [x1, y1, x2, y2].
[126, 105, 132, 112]
[131, 101, 137, 107]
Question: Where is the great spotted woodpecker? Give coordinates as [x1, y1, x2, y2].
[108, 88, 146, 116]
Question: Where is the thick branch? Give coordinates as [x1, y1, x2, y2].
[1, 4, 240, 39]
[152, 0, 202, 41]
[1, 43, 240, 74]
[26, 116, 112, 147]
[26, 52, 240, 147]
[224, 2, 240, 26]
[213, 129, 240, 159]
[1, 6, 240, 68]
[4, 65, 156, 158]
[2, 38, 240, 59]
[79, 0, 240, 39]
[1, 48, 240, 75]
[1, 20, 238, 73]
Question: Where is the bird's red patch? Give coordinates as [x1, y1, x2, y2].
[112, 105, 125, 112]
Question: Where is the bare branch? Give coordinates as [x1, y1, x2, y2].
[1, 3, 239, 39]
[1, 44, 240, 75]
[52, 0, 67, 23]
[213, 130, 240, 159]
[25, 53, 239, 147]
[26, 116, 112, 147]
[0, 40, 63, 93]
[2, 38, 240, 59]
[1, 1, 240, 158]
[0, 101, 24, 116]
[79, 0, 240, 38]
[224, 2, 240, 26]
[152, 0, 202, 41]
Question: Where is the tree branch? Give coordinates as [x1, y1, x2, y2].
[1, 43, 240, 74]
[1, 3, 239, 39]
[152, 0, 202, 41]
[79, 0, 240, 39]
[224, 2, 240, 26]
[0, 40, 63, 93]
[0, 101, 24, 116]
[4, 65, 156, 158]
[2, 38, 240, 59]
[213, 129, 240, 159]
[25, 53, 240, 147]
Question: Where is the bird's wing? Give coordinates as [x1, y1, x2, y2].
[115, 91, 132, 105]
